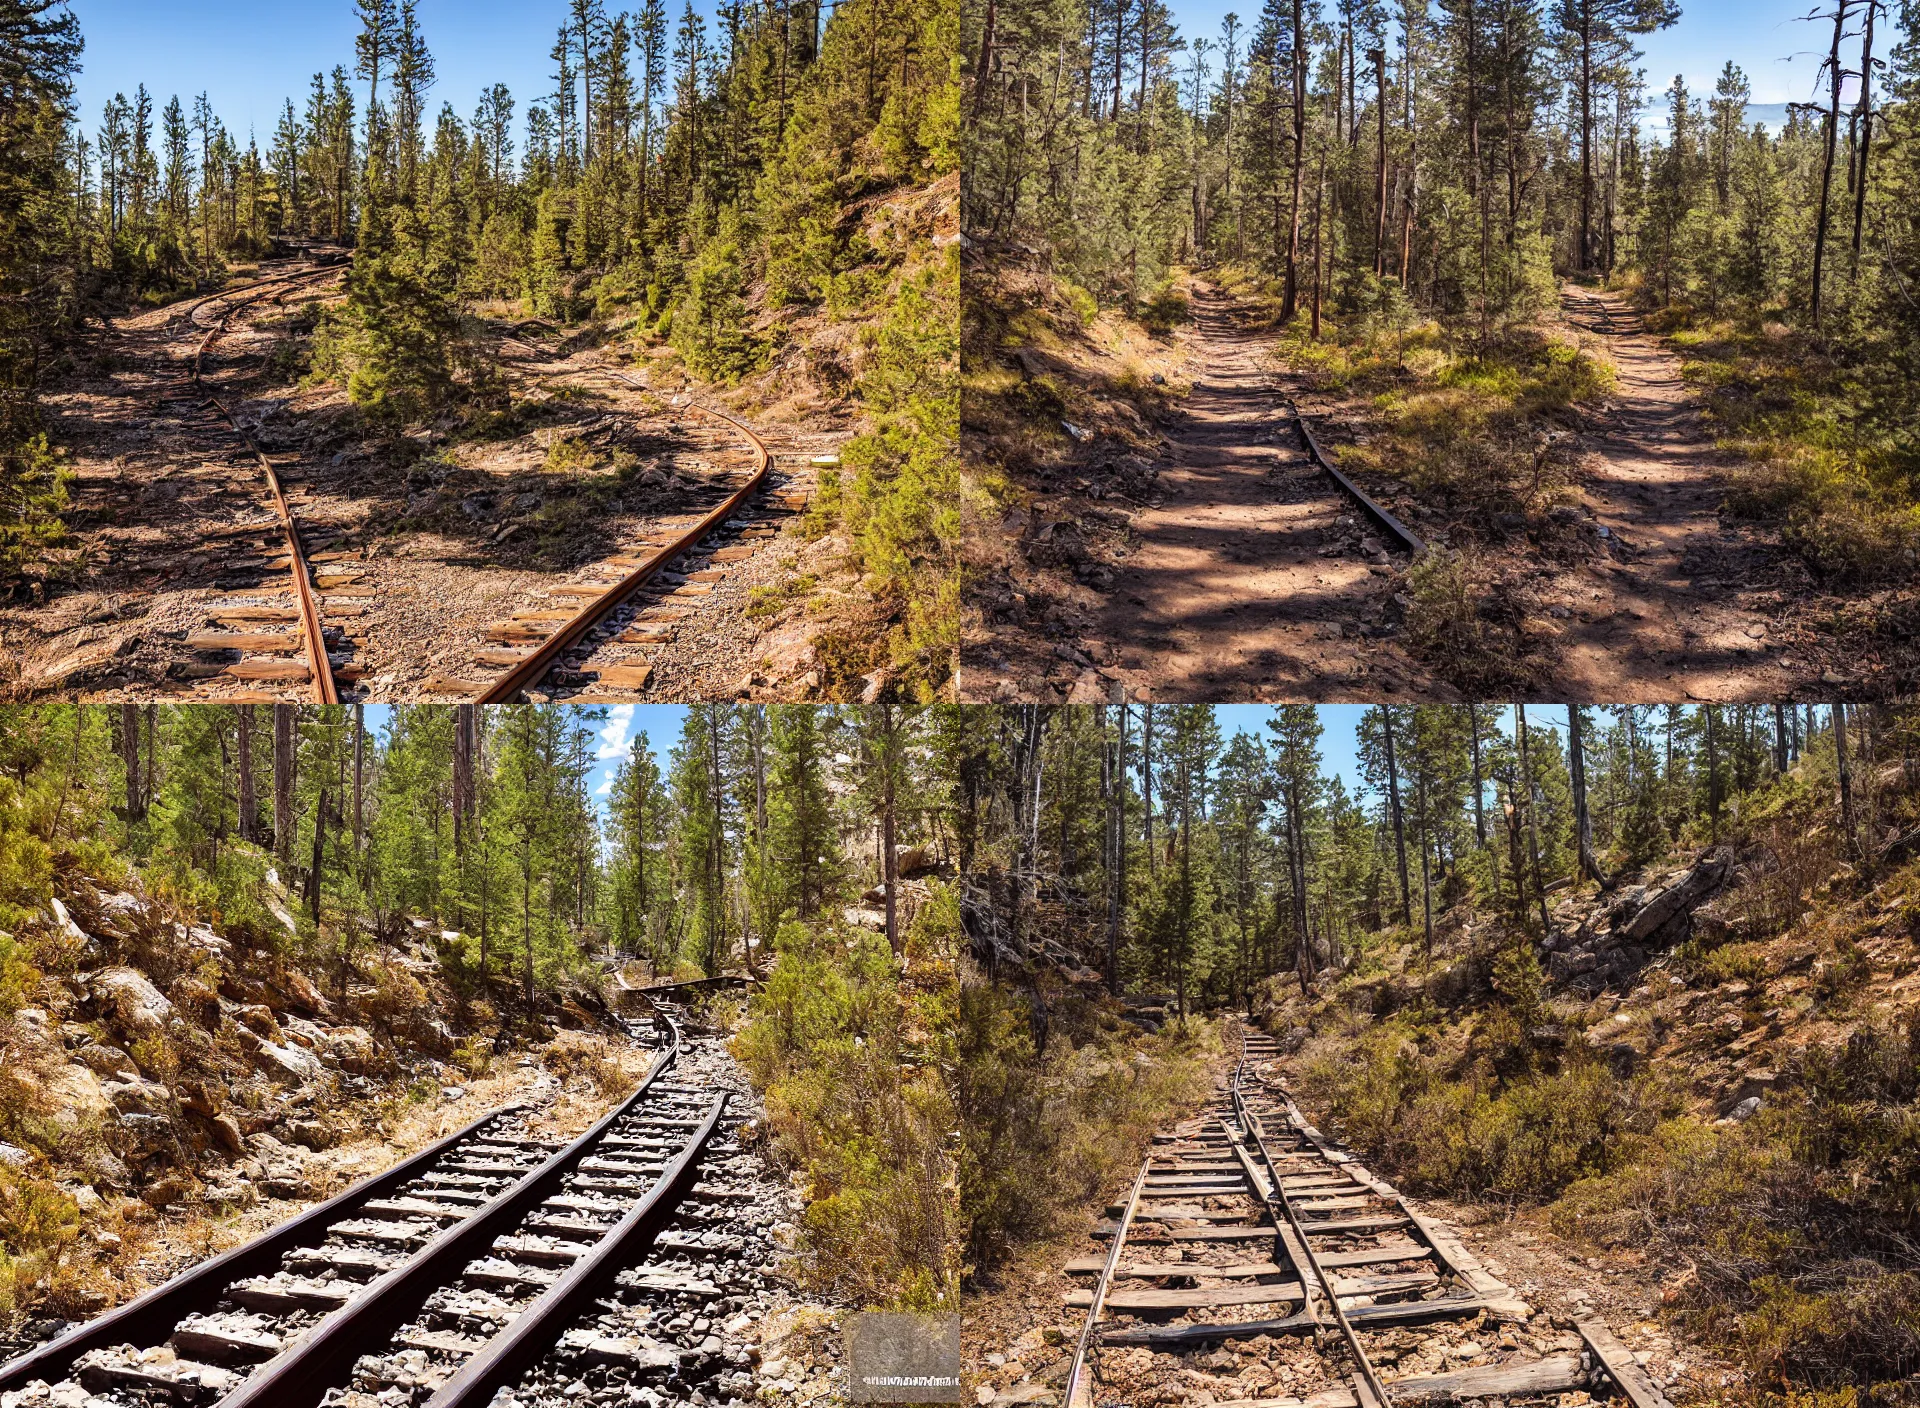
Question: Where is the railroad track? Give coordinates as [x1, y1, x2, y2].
[1060, 1026, 1675, 1408]
[1559, 289, 1648, 338]
[158, 258, 352, 703]
[1285, 403, 1425, 557]
[0, 1002, 752, 1408]
[421, 366, 816, 702]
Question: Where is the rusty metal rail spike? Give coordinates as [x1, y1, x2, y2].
[473, 374, 774, 703]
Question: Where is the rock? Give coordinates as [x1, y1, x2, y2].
[1065, 669, 1108, 704]
[232, 1003, 280, 1038]
[1730, 1095, 1762, 1121]
[0, 1142, 29, 1167]
[278, 970, 331, 1016]
[323, 1025, 379, 1073]
[1617, 851, 1732, 946]
[286, 1120, 334, 1150]
[117, 1112, 176, 1157]
[253, 1039, 326, 1085]
[78, 1044, 139, 1079]
[103, 1076, 175, 1117]
[43, 1063, 112, 1133]
[91, 966, 174, 1038]
[212, 1113, 247, 1154]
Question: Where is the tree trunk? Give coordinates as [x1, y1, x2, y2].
[237, 704, 256, 842]
[1850, 0, 1877, 273]
[1568, 705, 1608, 887]
[1383, 712, 1412, 924]
[273, 704, 295, 865]
[1836, 703, 1858, 856]
[1280, 0, 1307, 321]
[1372, 46, 1389, 276]
[1811, 0, 1851, 328]
[121, 704, 142, 822]
[1516, 705, 1551, 936]
[352, 703, 365, 853]
[1773, 703, 1790, 774]
[1468, 704, 1487, 846]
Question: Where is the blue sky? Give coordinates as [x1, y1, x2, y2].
[66, 0, 687, 150]
[1167, 0, 1847, 110]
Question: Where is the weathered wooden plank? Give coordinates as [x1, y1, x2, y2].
[1092, 1223, 1277, 1242]
[1066, 1279, 1303, 1311]
[225, 659, 311, 681]
[1097, 1296, 1518, 1348]
[210, 606, 298, 622]
[1386, 1354, 1587, 1405]
[186, 632, 301, 652]
[1064, 1257, 1286, 1278]
[1575, 1317, 1675, 1408]
[594, 664, 654, 690]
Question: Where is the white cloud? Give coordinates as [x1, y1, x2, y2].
[594, 772, 616, 798]
[596, 704, 637, 762]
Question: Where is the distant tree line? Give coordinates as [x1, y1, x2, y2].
[0, 703, 950, 1016]
[952, 703, 1907, 1013]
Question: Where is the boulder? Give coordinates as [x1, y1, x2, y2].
[91, 966, 175, 1039]
[1618, 851, 1732, 946]
[103, 1076, 175, 1118]
[322, 1025, 378, 1074]
[78, 1045, 140, 1079]
[43, 1063, 113, 1132]
[252, 1039, 325, 1085]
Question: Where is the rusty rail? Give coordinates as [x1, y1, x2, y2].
[473, 376, 774, 702]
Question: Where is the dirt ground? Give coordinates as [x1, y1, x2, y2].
[962, 274, 1877, 704]
[0, 267, 859, 703]
[962, 1041, 1743, 1408]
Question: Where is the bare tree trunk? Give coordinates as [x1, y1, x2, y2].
[1516, 705, 1551, 936]
[1836, 703, 1858, 856]
[1568, 705, 1609, 887]
[1372, 46, 1389, 276]
[273, 705, 295, 866]
[352, 703, 365, 853]
[1467, 704, 1487, 846]
[1811, 0, 1852, 328]
[1382, 711, 1412, 924]
[1280, 0, 1307, 320]
[1773, 703, 1790, 774]
[1850, 0, 1878, 274]
[121, 704, 142, 822]
[237, 704, 256, 842]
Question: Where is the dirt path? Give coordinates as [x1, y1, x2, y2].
[0, 278, 853, 702]
[1548, 285, 1799, 701]
[1085, 287, 1431, 701]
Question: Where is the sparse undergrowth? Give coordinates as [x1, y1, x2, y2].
[1656, 307, 1920, 588]
[1276, 738, 1920, 1406]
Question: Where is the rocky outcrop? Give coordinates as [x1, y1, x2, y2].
[1543, 849, 1736, 990]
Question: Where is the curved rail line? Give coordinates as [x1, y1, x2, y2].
[1059, 1024, 1676, 1408]
[0, 1007, 737, 1408]
[465, 376, 776, 702]
[183, 263, 347, 703]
